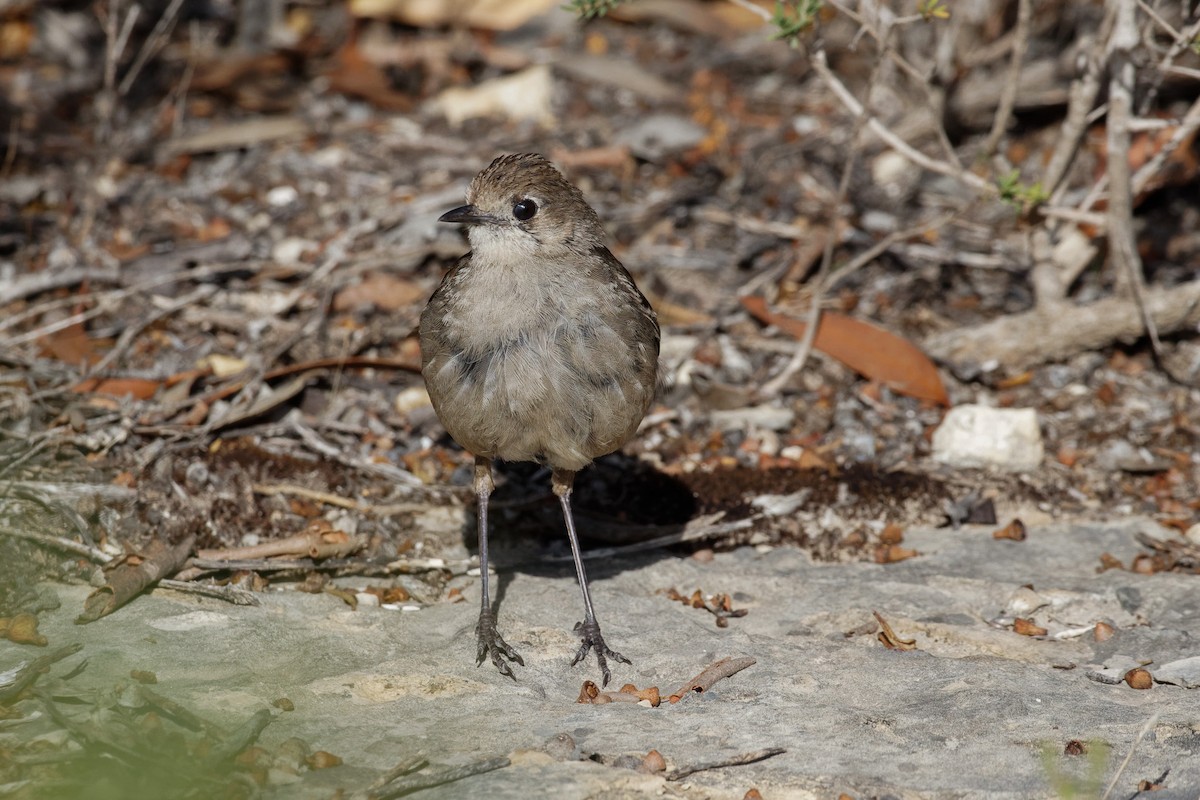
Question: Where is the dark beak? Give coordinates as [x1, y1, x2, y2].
[438, 204, 497, 225]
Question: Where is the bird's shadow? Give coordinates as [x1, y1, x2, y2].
[463, 453, 697, 595]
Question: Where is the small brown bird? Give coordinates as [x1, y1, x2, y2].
[419, 153, 659, 686]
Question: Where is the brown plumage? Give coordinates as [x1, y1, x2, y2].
[420, 153, 659, 686]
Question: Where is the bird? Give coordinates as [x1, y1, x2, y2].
[419, 153, 660, 686]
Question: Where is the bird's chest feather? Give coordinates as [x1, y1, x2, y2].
[433, 266, 604, 412]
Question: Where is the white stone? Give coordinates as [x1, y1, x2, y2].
[266, 185, 299, 207]
[272, 236, 317, 266]
[932, 404, 1044, 472]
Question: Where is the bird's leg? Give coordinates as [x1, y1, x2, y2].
[553, 468, 631, 687]
[474, 456, 523, 678]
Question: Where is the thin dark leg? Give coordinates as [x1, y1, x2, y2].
[553, 469, 630, 687]
[474, 456, 523, 679]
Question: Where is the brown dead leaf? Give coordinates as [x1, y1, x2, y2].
[641, 749, 667, 772]
[192, 52, 292, 93]
[1, 613, 47, 646]
[333, 272, 424, 312]
[325, 40, 413, 111]
[874, 544, 919, 564]
[71, 377, 163, 399]
[1013, 618, 1047, 637]
[741, 296, 949, 405]
[873, 611, 917, 651]
[878, 523, 904, 545]
[993, 519, 1027, 541]
[0, 18, 35, 59]
[39, 322, 104, 366]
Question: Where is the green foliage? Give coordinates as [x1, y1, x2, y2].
[770, 0, 823, 46]
[1038, 740, 1111, 799]
[918, 0, 950, 19]
[565, 0, 629, 18]
[997, 169, 1049, 209]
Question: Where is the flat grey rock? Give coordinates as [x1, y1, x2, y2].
[11, 518, 1200, 798]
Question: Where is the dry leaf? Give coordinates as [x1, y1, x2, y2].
[39, 322, 104, 366]
[350, 0, 559, 30]
[741, 296, 950, 405]
[326, 40, 413, 111]
[71, 377, 163, 399]
[993, 519, 1027, 541]
[434, 65, 554, 128]
[873, 611, 917, 650]
[1013, 618, 1047, 637]
[197, 353, 249, 378]
[333, 272, 424, 312]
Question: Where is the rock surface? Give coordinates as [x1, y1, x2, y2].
[13, 518, 1200, 799]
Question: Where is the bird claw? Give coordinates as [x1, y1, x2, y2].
[571, 618, 631, 687]
[476, 609, 524, 680]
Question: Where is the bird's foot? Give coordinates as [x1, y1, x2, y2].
[476, 609, 524, 680]
[571, 618, 631, 687]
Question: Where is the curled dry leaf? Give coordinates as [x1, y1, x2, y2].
[993, 519, 1027, 541]
[306, 751, 344, 769]
[1013, 618, 1048, 637]
[2, 613, 48, 646]
[641, 750, 666, 773]
[1123, 668, 1153, 690]
[333, 272, 424, 312]
[873, 611, 917, 651]
[878, 523, 904, 545]
[577, 681, 601, 704]
[874, 544, 919, 564]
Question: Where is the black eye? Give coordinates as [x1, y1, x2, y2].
[512, 199, 538, 221]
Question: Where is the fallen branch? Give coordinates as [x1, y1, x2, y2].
[76, 535, 195, 623]
[0, 643, 83, 705]
[924, 279, 1200, 372]
[194, 525, 365, 562]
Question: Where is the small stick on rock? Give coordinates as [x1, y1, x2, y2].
[668, 657, 756, 703]
[368, 756, 511, 800]
[366, 754, 429, 794]
[156, 579, 260, 606]
[664, 747, 787, 781]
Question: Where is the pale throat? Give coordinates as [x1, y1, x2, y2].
[451, 224, 572, 347]
[467, 223, 539, 267]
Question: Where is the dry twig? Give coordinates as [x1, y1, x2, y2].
[664, 747, 786, 781]
[668, 656, 756, 703]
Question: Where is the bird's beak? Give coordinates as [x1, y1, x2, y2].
[438, 205, 498, 225]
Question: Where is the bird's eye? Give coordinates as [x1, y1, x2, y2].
[512, 199, 538, 221]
